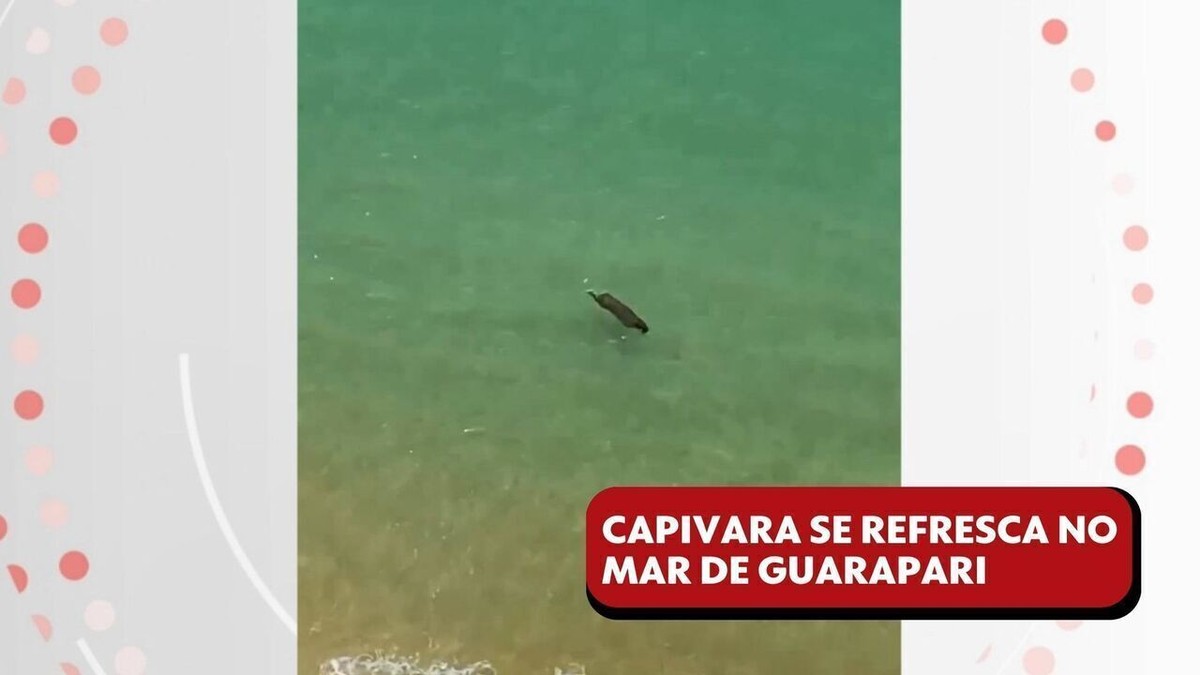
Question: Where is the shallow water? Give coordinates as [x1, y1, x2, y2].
[300, 0, 900, 672]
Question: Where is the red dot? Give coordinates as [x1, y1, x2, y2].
[8, 564, 29, 593]
[1115, 445, 1146, 475]
[1127, 392, 1154, 419]
[59, 551, 89, 581]
[11, 279, 41, 309]
[1042, 19, 1068, 45]
[0, 515, 7, 541]
[18, 223, 49, 253]
[15, 390, 44, 420]
[1096, 120, 1117, 141]
[49, 117, 78, 145]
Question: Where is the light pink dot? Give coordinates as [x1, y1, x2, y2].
[1096, 120, 1117, 142]
[1123, 225, 1148, 251]
[1132, 282, 1154, 304]
[12, 334, 40, 364]
[1023, 646, 1055, 675]
[32, 614, 53, 641]
[26, 28, 52, 55]
[114, 646, 147, 675]
[1116, 445, 1145, 475]
[60, 551, 90, 581]
[1056, 620, 1083, 631]
[1042, 19, 1068, 45]
[41, 500, 69, 529]
[1071, 68, 1094, 92]
[1088, 384, 1096, 401]
[84, 600, 116, 632]
[0, 515, 6, 541]
[3, 78, 26, 105]
[1112, 173, 1134, 194]
[101, 18, 129, 47]
[62, 664, 82, 675]
[1127, 391, 1154, 418]
[26, 446, 54, 475]
[34, 171, 60, 198]
[1134, 339, 1155, 360]
[73, 66, 102, 95]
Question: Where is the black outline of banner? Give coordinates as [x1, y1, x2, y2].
[586, 487, 1141, 621]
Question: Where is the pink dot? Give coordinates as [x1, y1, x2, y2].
[12, 334, 40, 364]
[1056, 620, 1083, 631]
[1132, 282, 1154, 304]
[26, 446, 54, 475]
[41, 500, 69, 529]
[19, 222, 49, 253]
[1042, 19, 1068, 45]
[3, 77, 26, 105]
[84, 600, 116, 631]
[62, 664, 82, 675]
[0, 515, 6, 541]
[73, 66, 102, 95]
[101, 18, 129, 47]
[15, 390, 45, 420]
[32, 614, 53, 641]
[8, 564, 29, 593]
[1088, 384, 1096, 401]
[12, 279, 42, 309]
[50, 117, 78, 145]
[1112, 173, 1135, 194]
[1123, 225, 1148, 251]
[60, 551, 90, 581]
[1134, 339, 1156, 360]
[1096, 120, 1117, 142]
[1116, 445, 1145, 475]
[114, 646, 147, 675]
[1023, 646, 1055, 675]
[34, 170, 60, 198]
[1070, 68, 1094, 92]
[1127, 391, 1154, 418]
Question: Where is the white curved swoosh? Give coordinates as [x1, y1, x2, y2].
[179, 353, 297, 635]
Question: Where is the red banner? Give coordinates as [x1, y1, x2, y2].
[585, 486, 1139, 620]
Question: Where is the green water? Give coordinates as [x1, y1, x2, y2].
[299, 0, 900, 672]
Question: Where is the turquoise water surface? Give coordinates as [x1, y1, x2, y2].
[300, 0, 900, 672]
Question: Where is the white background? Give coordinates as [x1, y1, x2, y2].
[903, 0, 1198, 673]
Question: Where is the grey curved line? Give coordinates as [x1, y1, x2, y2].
[179, 353, 298, 635]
